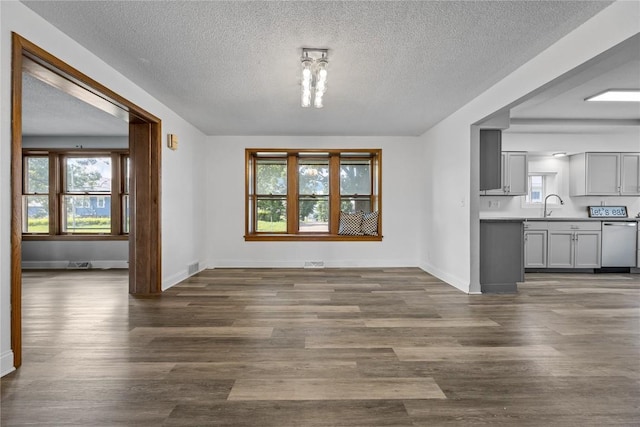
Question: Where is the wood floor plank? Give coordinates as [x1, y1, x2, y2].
[394, 345, 564, 361]
[130, 326, 274, 338]
[363, 318, 500, 328]
[3, 268, 639, 425]
[227, 378, 446, 400]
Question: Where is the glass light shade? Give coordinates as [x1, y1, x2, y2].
[302, 90, 311, 108]
[301, 58, 313, 108]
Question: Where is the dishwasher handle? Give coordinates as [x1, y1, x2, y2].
[602, 222, 637, 227]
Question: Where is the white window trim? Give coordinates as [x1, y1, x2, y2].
[521, 172, 561, 210]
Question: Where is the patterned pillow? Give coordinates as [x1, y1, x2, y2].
[361, 211, 379, 236]
[338, 211, 364, 235]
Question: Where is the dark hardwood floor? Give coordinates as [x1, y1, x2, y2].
[1, 268, 639, 426]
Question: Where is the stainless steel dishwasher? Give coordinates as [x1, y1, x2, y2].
[601, 222, 637, 267]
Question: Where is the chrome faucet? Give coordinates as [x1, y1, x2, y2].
[543, 194, 564, 217]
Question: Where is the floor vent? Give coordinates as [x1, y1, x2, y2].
[304, 261, 325, 269]
[67, 261, 91, 269]
[188, 262, 200, 275]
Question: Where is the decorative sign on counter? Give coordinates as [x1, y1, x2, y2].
[588, 206, 628, 218]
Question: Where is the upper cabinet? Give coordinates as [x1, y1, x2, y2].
[482, 152, 528, 196]
[570, 152, 640, 196]
[621, 153, 640, 195]
[479, 129, 502, 191]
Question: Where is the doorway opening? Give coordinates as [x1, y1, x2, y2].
[11, 33, 162, 369]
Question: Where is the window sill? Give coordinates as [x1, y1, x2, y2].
[23, 234, 128, 241]
[244, 234, 382, 242]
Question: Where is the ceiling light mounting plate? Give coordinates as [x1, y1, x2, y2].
[302, 48, 329, 61]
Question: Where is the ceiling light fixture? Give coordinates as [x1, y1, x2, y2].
[585, 89, 640, 102]
[552, 152, 567, 157]
[301, 48, 329, 108]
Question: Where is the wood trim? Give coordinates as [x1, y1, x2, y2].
[245, 148, 382, 241]
[111, 153, 122, 234]
[11, 33, 24, 368]
[245, 150, 251, 236]
[17, 36, 159, 124]
[245, 234, 383, 242]
[49, 152, 60, 235]
[22, 235, 128, 241]
[329, 154, 341, 235]
[287, 153, 298, 234]
[11, 32, 163, 370]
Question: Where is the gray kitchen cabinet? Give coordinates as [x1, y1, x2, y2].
[482, 152, 528, 196]
[621, 153, 640, 195]
[570, 152, 640, 196]
[547, 222, 601, 269]
[524, 221, 547, 268]
[479, 129, 502, 191]
[480, 220, 524, 293]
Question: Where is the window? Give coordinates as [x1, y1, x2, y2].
[527, 175, 545, 203]
[22, 150, 129, 239]
[525, 172, 558, 205]
[23, 156, 49, 233]
[246, 149, 381, 241]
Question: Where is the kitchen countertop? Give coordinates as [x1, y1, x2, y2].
[481, 217, 640, 222]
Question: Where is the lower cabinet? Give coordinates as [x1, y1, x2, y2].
[524, 221, 602, 269]
[524, 223, 548, 268]
[547, 222, 601, 269]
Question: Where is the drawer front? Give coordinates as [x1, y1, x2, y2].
[523, 221, 548, 230]
[547, 221, 601, 231]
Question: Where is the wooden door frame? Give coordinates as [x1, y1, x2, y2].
[11, 33, 162, 368]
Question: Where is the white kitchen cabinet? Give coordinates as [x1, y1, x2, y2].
[570, 152, 640, 196]
[621, 153, 640, 195]
[524, 222, 547, 268]
[482, 152, 528, 196]
[547, 222, 601, 269]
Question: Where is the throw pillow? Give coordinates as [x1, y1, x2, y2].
[361, 211, 379, 236]
[338, 211, 364, 235]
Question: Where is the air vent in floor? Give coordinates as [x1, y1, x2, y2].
[304, 261, 325, 269]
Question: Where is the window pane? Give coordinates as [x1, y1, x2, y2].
[341, 198, 371, 214]
[256, 198, 287, 232]
[24, 195, 49, 233]
[299, 197, 329, 232]
[340, 159, 371, 195]
[528, 175, 544, 203]
[25, 157, 49, 193]
[62, 195, 111, 233]
[66, 157, 112, 193]
[256, 159, 287, 195]
[122, 195, 130, 234]
[299, 159, 329, 195]
[124, 157, 130, 194]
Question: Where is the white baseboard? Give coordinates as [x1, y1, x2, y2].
[1, 351, 15, 377]
[162, 265, 206, 291]
[208, 259, 416, 269]
[418, 261, 470, 294]
[89, 260, 129, 269]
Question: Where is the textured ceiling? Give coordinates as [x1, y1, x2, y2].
[22, 1, 613, 136]
[22, 73, 128, 136]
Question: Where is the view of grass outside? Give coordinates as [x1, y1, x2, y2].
[257, 220, 286, 232]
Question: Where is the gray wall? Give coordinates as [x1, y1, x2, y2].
[22, 240, 128, 269]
